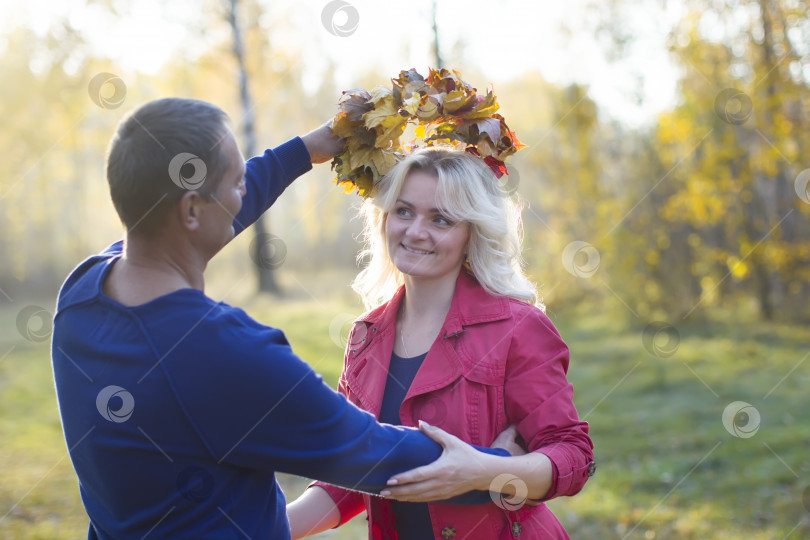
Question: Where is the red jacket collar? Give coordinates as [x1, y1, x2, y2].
[357, 270, 511, 335]
[346, 271, 513, 419]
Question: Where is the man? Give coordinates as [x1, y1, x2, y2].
[51, 98, 510, 539]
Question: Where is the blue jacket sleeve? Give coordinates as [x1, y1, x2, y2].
[233, 138, 312, 237]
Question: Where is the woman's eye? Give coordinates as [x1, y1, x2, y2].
[396, 207, 411, 217]
[435, 216, 453, 226]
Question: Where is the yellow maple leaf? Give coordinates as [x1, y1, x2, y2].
[371, 148, 399, 177]
[442, 89, 474, 114]
[375, 121, 407, 148]
[415, 95, 440, 121]
[463, 90, 500, 119]
[347, 137, 377, 170]
[400, 93, 422, 116]
[364, 94, 408, 130]
[367, 86, 393, 105]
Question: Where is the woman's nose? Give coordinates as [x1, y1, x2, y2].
[406, 217, 429, 238]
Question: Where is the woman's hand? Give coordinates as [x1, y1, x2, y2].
[383, 421, 554, 503]
[491, 425, 527, 456]
[380, 421, 493, 502]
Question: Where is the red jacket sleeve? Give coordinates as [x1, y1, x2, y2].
[504, 305, 594, 500]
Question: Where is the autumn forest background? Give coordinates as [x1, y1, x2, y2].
[1, 0, 809, 538]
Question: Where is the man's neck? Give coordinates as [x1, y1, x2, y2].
[102, 233, 206, 307]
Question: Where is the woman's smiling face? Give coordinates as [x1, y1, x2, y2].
[385, 170, 470, 282]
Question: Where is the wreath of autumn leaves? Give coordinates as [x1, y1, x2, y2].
[330, 68, 526, 197]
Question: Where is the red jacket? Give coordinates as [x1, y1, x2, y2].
[314, 271, 594, 539]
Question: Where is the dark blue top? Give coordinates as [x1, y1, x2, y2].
[379, 352, 434, 540]
[51, 139, 508, 540]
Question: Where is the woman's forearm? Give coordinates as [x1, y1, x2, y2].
[286, 486, 341, 539]
[474, 451, 554, 501]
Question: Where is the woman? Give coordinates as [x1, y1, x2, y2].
[287, 148, 595, 539]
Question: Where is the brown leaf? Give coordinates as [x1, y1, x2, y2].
[337, 89, 373, 121]
[392, 69, 426, 105]
[469, 117, 502, 145]
[332, 111, 360, 139]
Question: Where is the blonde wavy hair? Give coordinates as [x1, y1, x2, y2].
[352, 147, 541, 310]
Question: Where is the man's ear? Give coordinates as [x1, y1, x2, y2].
[177, 190, 204, 232]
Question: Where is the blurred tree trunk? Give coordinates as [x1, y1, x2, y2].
[226, 0, 280, 294]
[431, 0, 443, 68]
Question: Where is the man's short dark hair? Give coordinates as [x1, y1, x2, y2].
[106, 98, 232, 236]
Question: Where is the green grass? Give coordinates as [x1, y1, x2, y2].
[1, 278, 808, 539]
